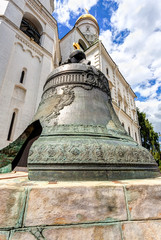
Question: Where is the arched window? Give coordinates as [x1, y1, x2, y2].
[78, 39, 87, 51]
[20, 13, 42, 45]
[19, 68, 27, 84]
[122, 122, 124, 127]
[7, 112, 16, 141]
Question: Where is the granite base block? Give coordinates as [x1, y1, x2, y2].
[0, 172, 161, 240]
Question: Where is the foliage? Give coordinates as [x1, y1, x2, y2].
[137, 108, 161, 168]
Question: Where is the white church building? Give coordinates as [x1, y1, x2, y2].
[0, 0, 141, 149]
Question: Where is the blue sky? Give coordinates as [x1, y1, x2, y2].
[53, 0, 161, 137]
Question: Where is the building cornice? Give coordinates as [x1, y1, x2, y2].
[15, 33, 43, 59]
[15, 32, 52, 58]
[85, 41, 99, 54]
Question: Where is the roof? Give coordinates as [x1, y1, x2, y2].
[76, 14, 98, 25]
[75, 13, 99, 32]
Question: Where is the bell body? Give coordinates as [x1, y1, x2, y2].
[28, 62, 160, 180]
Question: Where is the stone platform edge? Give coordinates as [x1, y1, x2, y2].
[0, 171, 161, 240]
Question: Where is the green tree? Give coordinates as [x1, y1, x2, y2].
[137, 108, 161, 169]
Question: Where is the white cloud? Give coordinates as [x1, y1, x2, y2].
[100, 29, 113, 53]
[54, 0, 99, 27]
[134, 83, 159, 98]
[111, 0, 161, 33]
[100, 0, 161, 132]
[100, 0, 161, 89]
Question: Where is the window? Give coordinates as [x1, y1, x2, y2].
[20, 18, 40, 44]
[20, 13, 42, 45]
[78, 39, 87, 51]
[135, 132, 137, 142]
[118, 100, 121, 107]
[122, 122, 124, 127]
[19, 68, 27, 84]
[20, 70, 25, 84]
[106, 67, 109, 76]
[128, 127, 131, 136]
[7, 112, 16, 141]
[124, 105, 127, 113]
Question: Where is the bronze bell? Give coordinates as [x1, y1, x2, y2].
[26, 50, 160, 181]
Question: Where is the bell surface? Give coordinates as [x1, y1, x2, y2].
[28, 51, 160, 181]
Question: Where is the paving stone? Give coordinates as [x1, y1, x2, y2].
[0, 231, 9, 240]
[0, 186, 26, 228]
[125, 183, 161, 220]
[43, 224, 122, 240]
[24, 184, 127, 226]
[122, 220, 161, 240]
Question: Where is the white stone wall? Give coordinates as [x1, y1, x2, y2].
[0, 0, 59, 148]
[60, 31, 75, 63]
[60, 29, 90, 63]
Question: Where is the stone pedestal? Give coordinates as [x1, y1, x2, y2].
[0, 172, 161, 240]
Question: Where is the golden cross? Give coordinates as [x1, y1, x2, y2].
[85, 8, 89, 14]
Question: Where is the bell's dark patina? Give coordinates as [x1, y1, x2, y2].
[27, 50, 160, 181]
